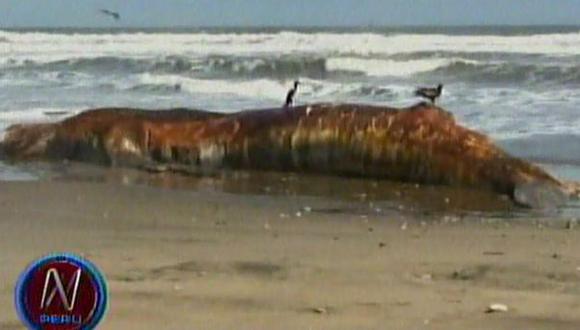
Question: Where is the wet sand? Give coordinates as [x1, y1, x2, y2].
[1, 174, 580, 329]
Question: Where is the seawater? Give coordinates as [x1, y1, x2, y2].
[1, 26, 580, 181]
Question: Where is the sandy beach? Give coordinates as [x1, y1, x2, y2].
[2, 5, 580, 330]
[1, 167, 580, 330]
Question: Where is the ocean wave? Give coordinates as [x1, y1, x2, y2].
[204, 56, 328, 79]
[3, 55, 327, 79]
[6, 54, 580, 85]
[3, 28, 580, 84]
[4, 55, 463, 79]
[132, 74, 406, 101]
[425, 62, 580, 84]
[1, 64, 397, 98]
[345, 85, 396, 98]
[326, 57, 476, 77]
[2, 56, 202, 74]
[2, 30, 580, 65]
[136, 73, 289, 100]
[0, 70, 84, 87]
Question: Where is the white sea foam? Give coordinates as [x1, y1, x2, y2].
[2, 30, 580, 65]
[137, 73, 288, 99]
[326, 57, 478, 77]
[134, 74, 404, 101]
[134, 74, 370, 102]
[2, 28, 580, 163]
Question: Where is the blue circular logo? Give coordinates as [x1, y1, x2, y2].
[14, 253, 108, 330]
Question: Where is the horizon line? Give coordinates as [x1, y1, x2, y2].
[2, 23, 580, 30]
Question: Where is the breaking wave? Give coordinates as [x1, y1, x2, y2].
[2, 30, 580, 59]
[2, 28, 580, 84]
[4, 54, 580, 85]
[2, 27, 580, 156]
[426, 62, 580, 84]
[3, 55, 473, 79]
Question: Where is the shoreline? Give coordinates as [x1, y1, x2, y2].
[1, 178, 580, 329]
[2, 21, 580, 330]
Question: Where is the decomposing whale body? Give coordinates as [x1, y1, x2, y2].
[1, 103, 576, 207]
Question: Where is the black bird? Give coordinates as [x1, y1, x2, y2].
[99, 9, 121, 20]
[415, 84, 443, 104]
[284, 80, 300, 108]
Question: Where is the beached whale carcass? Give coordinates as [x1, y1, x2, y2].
[0, 103, 573, 207]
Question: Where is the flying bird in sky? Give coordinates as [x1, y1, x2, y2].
[99, 9, 121, 20]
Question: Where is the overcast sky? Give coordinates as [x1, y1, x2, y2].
[1, 0, 580, 28]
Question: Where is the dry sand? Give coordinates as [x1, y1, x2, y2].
[1, 173, 580, 329]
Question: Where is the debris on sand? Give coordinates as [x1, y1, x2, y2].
[483, 251, 505, 256]
[420, 273, 433, 283]
[400, 222, 408, 231]
[485, 303, 508, 313]
[311, 307, 327, 314]
[451, 265, 490, 281]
